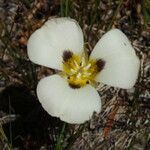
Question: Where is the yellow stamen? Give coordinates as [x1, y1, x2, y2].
[62, 52, 101, 88]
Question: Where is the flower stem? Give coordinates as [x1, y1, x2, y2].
[65, 124, 85, 150]
[107, 0, 123, 31]
[55, 122, 66, 150]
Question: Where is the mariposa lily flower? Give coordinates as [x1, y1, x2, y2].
[27, 17, 140, 124]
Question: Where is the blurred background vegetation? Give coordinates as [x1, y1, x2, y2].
[0, 0, 150, 149]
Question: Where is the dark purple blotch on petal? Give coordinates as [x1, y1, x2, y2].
[69, 83, 81, 89]
[63, 50, 73, 62]
[96, 59, 105, 72]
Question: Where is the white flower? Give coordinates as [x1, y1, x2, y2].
[27, 17, 140, 124]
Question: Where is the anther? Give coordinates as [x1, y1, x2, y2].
[83, 63, 91, 70]
[73, 60, 79, 68]
[81, 57, 85, 66]
[77, 73, 81, 79]
[71, 69, 76, 73]
[83, 72, 91, 76]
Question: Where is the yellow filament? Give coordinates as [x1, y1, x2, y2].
[63, 54, 99, 87]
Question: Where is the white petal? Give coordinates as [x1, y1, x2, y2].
[27, 17, 84, 70]
[37, 75, 101, 124]
[95, 56, 140, 89]
[90, 29, 137, 59]
[90, 29, 140, 89]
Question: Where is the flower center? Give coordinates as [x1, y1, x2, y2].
[62, 50, 105, 88]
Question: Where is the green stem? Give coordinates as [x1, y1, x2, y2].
[65, 0, 69, 17]
[0, 125, 11, 150]
[65, 124, 85, 150]
[107, 0, 123, 31]
[55, 123, 66, 150]
[9, 97, 13, 148]
[60, 0, 64, 17]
